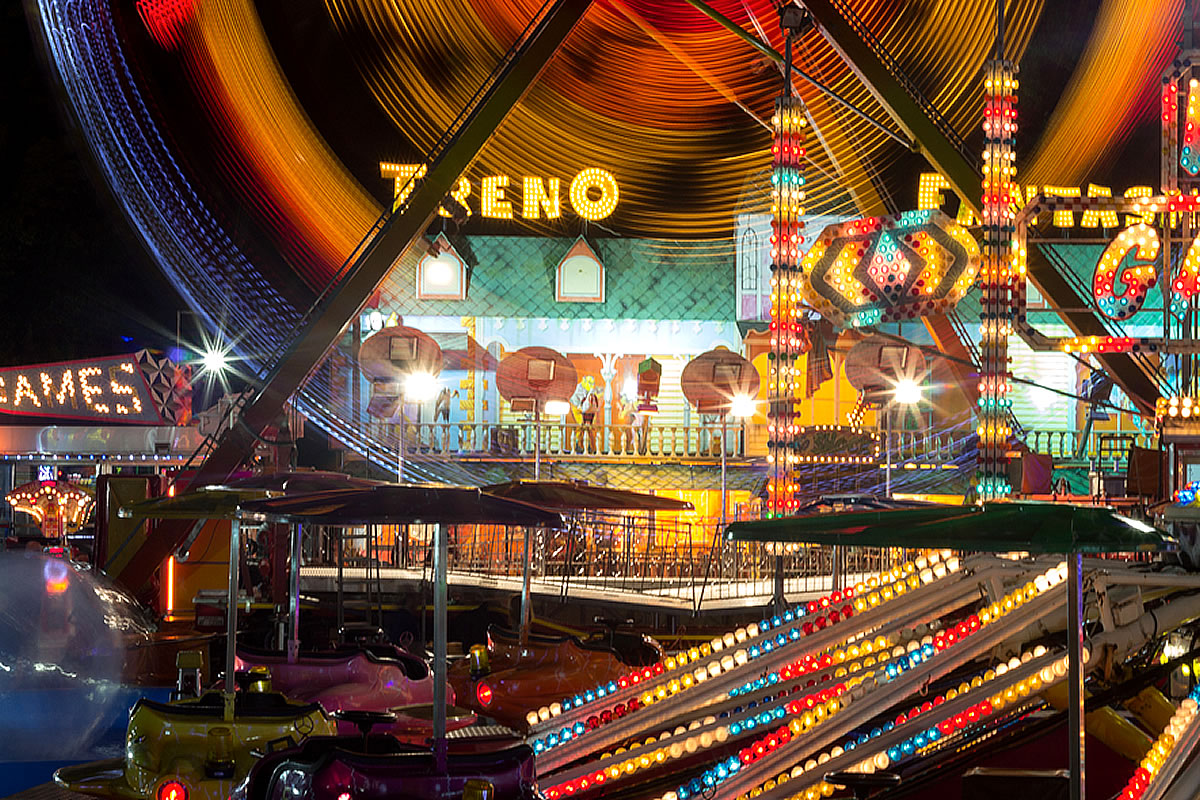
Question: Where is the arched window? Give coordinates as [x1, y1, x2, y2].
[556, 237, 605, 303]
[739, 229, 759, 293]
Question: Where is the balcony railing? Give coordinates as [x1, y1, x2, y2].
[370, 421, 747, 460]
[355, 419, 1154, 475]
[1022, 429, 1156, 464]
[878, 430, 962, 464]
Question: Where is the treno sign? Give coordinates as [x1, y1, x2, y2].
[380, 163, 619, 221]
[0, 355, 162, 424]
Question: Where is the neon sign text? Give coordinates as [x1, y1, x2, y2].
[919, 173, 1161, 228]
[380, 163, 619, 221]
[0, 355, 161, 423]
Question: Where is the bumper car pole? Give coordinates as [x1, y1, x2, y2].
[336, 528, 344, 634]
[288, 523, 302, 663]
[520, 526, 533, 647]
[225, 517, 241, 721]
[434, 521, 448, 773]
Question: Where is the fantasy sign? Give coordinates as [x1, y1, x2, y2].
[797, 209, 981, 329]
[0, 355, 162, 424]
[381, 163, 620, 221]
[908, 68, 1200, 361]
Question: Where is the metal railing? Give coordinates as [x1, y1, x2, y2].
[1022, 429, 1156, 463]
[372, 421, 748, 460]
[878, 429, 962, 464]
[356, 421, 1157, 470]
[303, 511, 914, 611]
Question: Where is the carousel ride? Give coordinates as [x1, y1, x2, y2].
[5, 479, 95, 553]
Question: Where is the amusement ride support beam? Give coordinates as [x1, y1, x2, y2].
[113, 0, 595, 593]
[795, 0, 982, 217]
[535, 558, 1031, 772]
[679, 0, 902, 221]
[705, 0, 986, 407]
[797, 0, 1160, 415]
[681, 0, 912, 150]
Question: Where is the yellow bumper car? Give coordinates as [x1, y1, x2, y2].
[55, 671, 336, 800]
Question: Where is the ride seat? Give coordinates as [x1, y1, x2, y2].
[134, 691, 323, 719]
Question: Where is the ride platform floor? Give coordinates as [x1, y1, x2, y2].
[1, 782, 88, 800]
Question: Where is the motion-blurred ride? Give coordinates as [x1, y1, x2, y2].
[449, 621, 663, 731]
[236, 641, 475, 742]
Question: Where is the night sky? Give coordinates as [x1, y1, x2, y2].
[0, 1, 1162, 371]
[0, 4, 183, 368]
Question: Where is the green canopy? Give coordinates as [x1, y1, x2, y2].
[117, 486, 278, 520]
[726, 501, 1176, 554]
[239, 484, 564, 529]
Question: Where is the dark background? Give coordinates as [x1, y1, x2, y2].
[0, 4, 182, 367]
[0, 0, 1164, 370]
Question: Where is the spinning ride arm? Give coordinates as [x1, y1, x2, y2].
[798, 0, 1159, 413]
[112, 0, 595, 593]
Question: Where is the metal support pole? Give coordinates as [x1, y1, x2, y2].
[288, 523, 302, 663]
[1068, 551, 1085, 800]
[397, 408, 405, 483]
[831, 544, 842, 592]
[336, 528, 344, 636]
[432, 522, 448, 774]
[520, 526, 533, 647]
[534, 406, 542, 480]
[885, 405, 892, 497]
[224, 518, 241, 721]
[721, 415, 728, 529]
[773, 553, 785, 612]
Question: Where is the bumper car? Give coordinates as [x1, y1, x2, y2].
[449, 620, 663, 731]
[55, 674, 337, 800]
[236, 640, 476, 742]
[233, 713, 537, 800]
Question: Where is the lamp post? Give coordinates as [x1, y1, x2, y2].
[396, 370, 440, 483]
[884, 378, 923, 498]
[358, 322, 444, 484]
[723, 395, 758, 530]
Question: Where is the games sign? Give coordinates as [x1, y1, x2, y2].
[0, 354, 163, 424]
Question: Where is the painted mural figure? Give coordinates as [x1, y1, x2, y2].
[614, 393, 636, 454]
[635, 406, 651, 455]
[699, 412, 721, 456]
[570, 375, 601, 454]
[581, 388, 601, 453]
[434, 387, 455, 451]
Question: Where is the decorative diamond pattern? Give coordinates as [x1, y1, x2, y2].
[379, 236, 734, 320]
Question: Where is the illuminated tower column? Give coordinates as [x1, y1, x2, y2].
[977, 59, 1018, 498]
[768, 95, 807, 517]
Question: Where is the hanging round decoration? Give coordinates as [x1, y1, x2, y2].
[495, 347, 577, 409]
[798, 209, 981, 329]
[680, 350, 760, 416]
[844, 335, 928, 395]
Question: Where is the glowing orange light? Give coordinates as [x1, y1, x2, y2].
[156, 781, 187, 800]
[166, 555, 175, 613]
